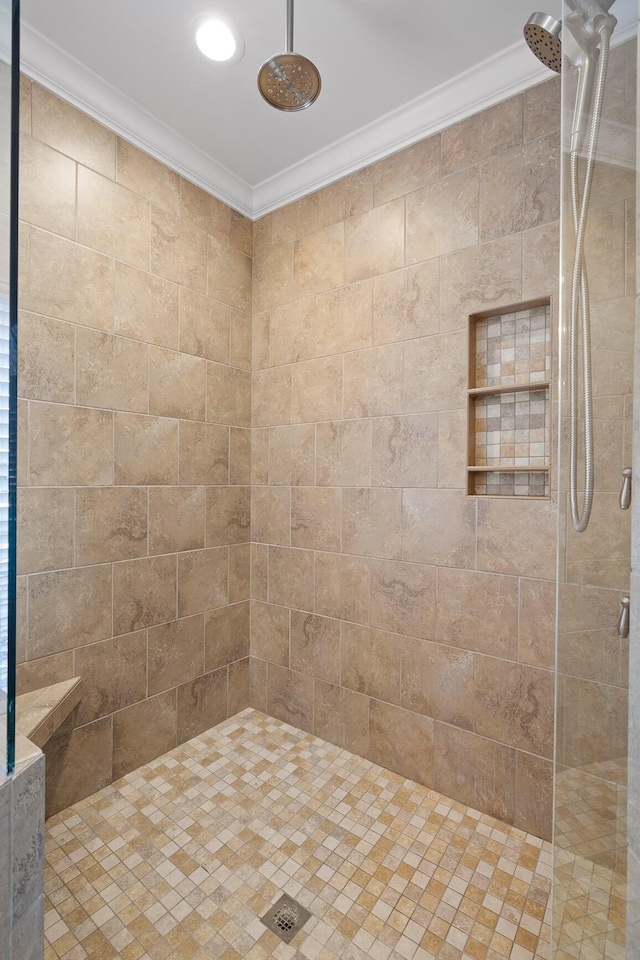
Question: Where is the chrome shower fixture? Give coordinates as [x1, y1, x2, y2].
[523, 12, 562, 72]
[524, 1, 616, 533]
[258, 0, 321, 111]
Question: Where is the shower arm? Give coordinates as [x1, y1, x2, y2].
[286, 0, 294, 53]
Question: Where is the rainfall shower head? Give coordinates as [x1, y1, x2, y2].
[258, 0, 321, 111]
[524, 12, 563, 72]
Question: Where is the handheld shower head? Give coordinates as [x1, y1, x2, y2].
[523, 12, 563, 72]
[523, 3, 616, 534]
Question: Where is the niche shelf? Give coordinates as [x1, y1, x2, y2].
[467, 299, 551, 499]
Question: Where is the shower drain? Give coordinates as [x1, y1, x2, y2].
[260, 893, 311, 943]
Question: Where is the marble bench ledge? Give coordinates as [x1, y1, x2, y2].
[15, 678, 82, 749]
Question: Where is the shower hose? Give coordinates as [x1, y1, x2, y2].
[569, 20, 611, 532]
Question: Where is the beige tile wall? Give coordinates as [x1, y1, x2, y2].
[0, 739, 45, 960]
[249, 78, 561, 841]
[16, 74, 564, 837]
[16, 79, 252, 817]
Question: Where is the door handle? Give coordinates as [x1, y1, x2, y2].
[619, 597, 630, 639]
[620, 468, 632, 510]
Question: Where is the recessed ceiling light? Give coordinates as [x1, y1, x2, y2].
[195, 19, 241, 62]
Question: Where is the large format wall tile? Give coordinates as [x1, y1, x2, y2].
[316, 282, 372, 356]
[402, 489, 476, 567]
[149, 616, 205, 695]
[77, 166, 150, 267]
[342, 487, 402, 560]
[403, 332, 467, 413]
[114, 262, 179, 349]
[440, 95, 523, 176]
[150, 206, 207, 292]
[316, 419, 372, 486]
[75, 487, 148, 565]
[32, 84, 115, 178]
[114, 413, 179, 485]
[291, 487, 341, 552]
[74, 631, 147, 725]
[439, 234, 522, 329]
[206, 602, 249, 670]
[369, 559, 436, 639]
[477, 498, 557, 579]
[290, 611, 341, 685]
[28, 565, 113, 658]
[180, 178, 231, 238]
[266, 664, 314, 733]
[369, 699, 434, 787]
[373, 135, 440, 205]
[251, 73, 564, 836]
[406, 167, 479, 263]
[479, 132, 560, 241]
[148, 346, 206, 421]
[20, 136, 76, 240]
[293, 223, 344, 298]
[250, 601, 290, 666]
[372, 261, 439, 345]
[30, 403, 113, 487]
[179, 421, 229, 485]
[436, 569, 519, 658]
[314, 681, 369, 755]
[434, 723, 516, 825]
[149, 486, 205, 554]
[113, 555, 177, 633]
[18, 312, 74, 404]
[372, 414, 438, 488]
[44, 717, 112, 817]
[291, 355, 342, 424]
[29, 228, 115, 331]
[341, 623, 402, 705]
[268, 424, 315, 485]
[177, 668, 227, 744]
[76, 328, 149, 413]
[112, 691, 177, 779]
[17, 488, 74, 575]
[208, 235, 251, 311]
[116, 139, 180, 214]
[19, 80, 251, 812]
[177, 548, 228, 617]
[401, 638, 474, 729]
[20, 76, 566, 837]
[179, 287, 230, 362]
[344, 199, 404, 282]
[343, 343, 403, 418]
[315, 552, 370, 624]
[474, 656, 554, 758]
[269, 298, 316, 366]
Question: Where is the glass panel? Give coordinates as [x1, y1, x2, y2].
[0, 0, 18, 776]
[554, 4, 637, 958]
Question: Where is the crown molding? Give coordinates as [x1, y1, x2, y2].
[252, 43, 548, 218]
[17, 9, 639, 220]
[252, 13, 639, 218]
[19, 21, 254, 217]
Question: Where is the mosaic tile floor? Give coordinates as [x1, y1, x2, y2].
[553, 762, 627, 960]
[44, 709, 552, 960]
[553, 849, 625, 960]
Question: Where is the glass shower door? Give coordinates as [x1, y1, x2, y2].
[554, 4, 637, 957]
[0, 0, 18, 777]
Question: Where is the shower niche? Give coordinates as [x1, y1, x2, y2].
[466, 299, 551, 498]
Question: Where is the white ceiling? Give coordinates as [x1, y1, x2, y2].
[18, 0, 636, 217]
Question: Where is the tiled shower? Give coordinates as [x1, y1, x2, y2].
[0, 4, 638, 960]
[14, 74, 559, 835]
